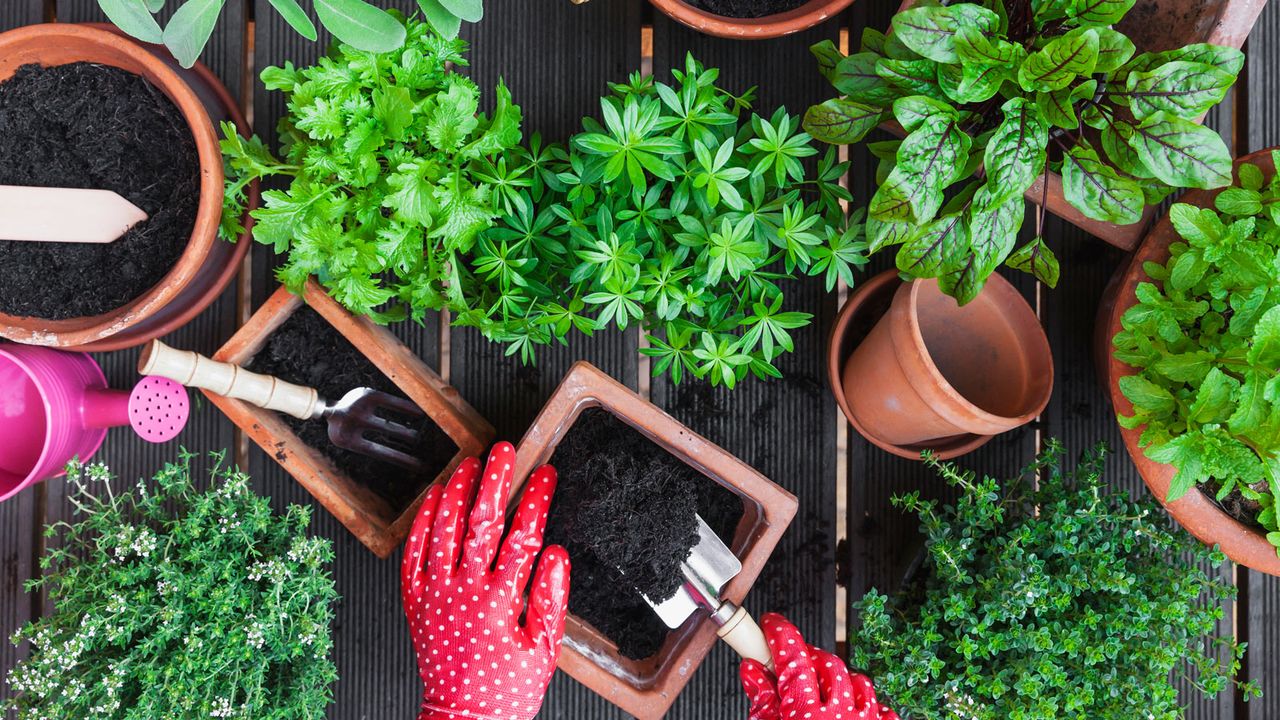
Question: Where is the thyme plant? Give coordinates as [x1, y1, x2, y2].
[5, 454, 338, 720]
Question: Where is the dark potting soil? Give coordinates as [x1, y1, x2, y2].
[245, 306, 459, 510]
[684, 0, 806, 19]
[0, 63, 199, 319]
[1208, 479, 1268, 531]
[545, 407, 744, 660]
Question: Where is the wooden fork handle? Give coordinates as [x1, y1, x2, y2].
[139, 340, 323, 420]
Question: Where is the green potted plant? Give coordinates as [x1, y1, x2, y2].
[224, 23, 867, 388]
[851, 442, 1260, 719]
[5, 453, 339, 719]
[98, 0, 482, 67]
[1108, 148, 1280, 575]
[804, 0, 1243, 304]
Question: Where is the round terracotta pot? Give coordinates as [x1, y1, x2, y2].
[0, 24, 253, 351]
[829, 270, 1052, 460]
[649, 0, 854, 39]
[1105, 147, 1280, 576]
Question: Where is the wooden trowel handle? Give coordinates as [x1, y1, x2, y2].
[139, 340, 323, 420]
[717, 605, 774, 671]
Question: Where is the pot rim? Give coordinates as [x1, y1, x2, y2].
[0, 23, 224, 348]
[1105, 146, 1280, 576]
[649, 0, 854, 39]
[893, 275, 1054, 431]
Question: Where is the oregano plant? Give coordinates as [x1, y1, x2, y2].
[6, 454, 338, 720]
[805, 0, 1241, 303]
[99, 0, 482, 67]
[852, 442, 1261, 719]
[1114, 154, 1280, 555]
[224, 22, 867, 388]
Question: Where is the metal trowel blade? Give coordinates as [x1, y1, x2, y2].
[643, 514, 742, 629]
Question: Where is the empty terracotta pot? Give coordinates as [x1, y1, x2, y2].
[649, 0, 854, 39]
[1105, 148, 1280, 576]
[834, 271, 1052, 458]
[511, 361, 798, 720]
[0, 23, 256, 351]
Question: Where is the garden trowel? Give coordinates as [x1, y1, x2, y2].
[0, 185, 148, 243]
[641, 515, 775, 669]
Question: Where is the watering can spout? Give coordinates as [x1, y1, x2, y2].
[81, 388, 132, 430]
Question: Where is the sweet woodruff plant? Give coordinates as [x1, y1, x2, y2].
[5, 454, 338, 720]
[1115, 153, 1280, 555]
[805, 0, 1242, 303]
[223, 19, 866, 389]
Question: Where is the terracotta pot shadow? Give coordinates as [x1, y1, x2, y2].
[829, 270, 1053, 460]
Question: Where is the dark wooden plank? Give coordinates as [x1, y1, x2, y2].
[1244, 0, 1280, 714]
[0, 0, 43, 30]
[1, 5, 49, 715]
[646, 16, 843, 720]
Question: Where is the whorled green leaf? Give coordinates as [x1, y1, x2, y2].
[983, 98, 1048, 206]
[896, 211, 969, 279]
[1123, 61, 1235, 120]
[1006, 235, 1060, 287]
[802, 97, 880, 144]
[1018, 28, 1099, 92]
[1062, 143, 1145, 224]
[313, 0, 407, 53]
[890, 4, 1000, 63]
[1128, 113, 1233, 189]
[100, 0, 164, 44]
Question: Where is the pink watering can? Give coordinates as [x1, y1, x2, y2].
[0, 344, 189, 502]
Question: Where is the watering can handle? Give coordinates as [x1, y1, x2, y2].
[717, 605, 774, 671]
[138, 340, 323, 420]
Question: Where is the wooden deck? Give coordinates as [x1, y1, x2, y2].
[1, 0, 1277, 718]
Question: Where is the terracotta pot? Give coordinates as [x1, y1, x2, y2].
[0, 23, 256, 351]
[205, 281, 494, 558]
[830, 270, 1052, 460]
[884, 0, 1262, 252]
[649, 0, 854, 39]
[511, 362, 798, 720]
[1104, 147, 1280, 576]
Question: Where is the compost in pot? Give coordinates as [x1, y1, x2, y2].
[245, 306, 458, 509]
[683, 0, 807, 17]
[0, 62, 198, 320]
[545, 407, 743, 660]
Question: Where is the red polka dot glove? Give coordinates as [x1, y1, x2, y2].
[400, 442, 571, 720]
[740, 613, 899, 720]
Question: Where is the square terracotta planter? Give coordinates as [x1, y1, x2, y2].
[209, 280, 494, 558]
[886, 0, 1264, 251]
[510, 362, 798, 720]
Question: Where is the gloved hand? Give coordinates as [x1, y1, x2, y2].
[740, 613, 899, 720]
[401, 442, 570, 720]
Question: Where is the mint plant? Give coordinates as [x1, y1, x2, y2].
[805, 0, 1241, 303]
[99, 0, 482, 67]
[6, 454, 338, 720]
[224, 26, 866, 388]
[1114, 154, 1280, 555]
[852, 442, 1260, 720]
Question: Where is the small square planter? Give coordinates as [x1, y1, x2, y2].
[208, 280, 493, 558]
[511, 362, 798, 720]
[887, 0, 1263, 251]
